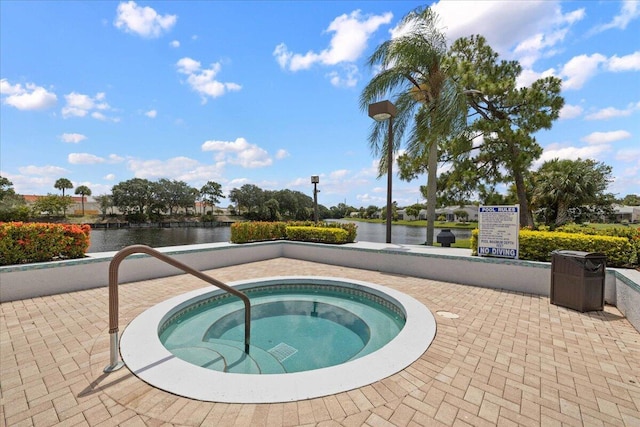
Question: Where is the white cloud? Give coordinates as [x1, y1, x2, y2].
[60, 133, 87, 143]
[127, 156, 225, 182]
[607, 51, 640, 72]
[430, 0, 563, 55]
[581, 130, 632, 145]
[68, 153, 105, 165]
[516, 67, 556, 89]
[275, 149, 290, 160]
[62, 91, 117, 120]
[274, 10, 392, 72]
[590, 0, 640, 34]
[202, 137, 272, 168]
[170, 40, 180, 48]
[585, 103, 639, 120]
[145, 109, 157, 118]
[104, 173, 116, 180]
[114, 1, 177, 38]
[228, 178, 249, 186]
[18, 165, 69, 176]
[559, 104, 583, 120]
[108, 154, 125, 163]
[511, 7, 584, 68]
[176, 57, 241, 102]
[560, 53, 607, 90]
[356, 193, 384, 205]
[616, 147, 640, 162]
[330, 169, 349, 179]
[0, 78, 57, 110]
[327, 64, 359, 88]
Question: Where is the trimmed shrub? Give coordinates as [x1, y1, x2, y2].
[0, 222, 91, 265]
[471, 228, 634, 268]
[230, 221, 357, 244]
[288, 221, 357, 243]
[556, 224, 639, 266]
[286, 226, 349, 244]
[230, 222, 287, 243]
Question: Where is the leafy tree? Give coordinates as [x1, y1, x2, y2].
[365, 205, 379, 219]
[154, 179, 197, 216]
[94, 194, 113, 219]
[621, 194, 640, 206]
[453, 209, 469, 222]
[404, 203, 422, 220]
[444, 35, 564, 227]
[0, 176, 15, 202]
[328, 202, 354, 219]
[262, 198, 281, 221]
[200, 181, 223, 214]
[272, 189, 313, 220]
[74, 185, 92, 216]
[531, 158, 613, 226]
[360, 6, 467, 245]
[229, 184, 265, 216]
[0, 177, 28, 221]
[380, 202, 399, 221]
[112, 178, 153, 219]
[32, 194, 73, 217]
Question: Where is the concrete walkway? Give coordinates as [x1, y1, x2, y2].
[1, 258, 639, 426]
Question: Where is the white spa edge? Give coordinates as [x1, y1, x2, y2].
[120, 276, 436, 403]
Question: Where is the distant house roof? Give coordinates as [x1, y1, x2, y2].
[21, 194, 86, 203]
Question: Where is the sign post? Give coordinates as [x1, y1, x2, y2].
[478, 205, 520, 259]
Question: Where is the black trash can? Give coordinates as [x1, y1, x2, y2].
[550, 250, 606, 312]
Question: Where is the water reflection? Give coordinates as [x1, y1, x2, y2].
[87, 221, 472, 253]
[331, 219, 471, 245]
[88, 227, 231, 253]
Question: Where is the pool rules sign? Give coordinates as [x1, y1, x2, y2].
[478, 205, 520, 259]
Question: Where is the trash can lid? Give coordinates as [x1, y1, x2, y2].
[552, 250, 606, 259]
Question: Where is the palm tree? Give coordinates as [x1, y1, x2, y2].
[54, 178, 73, 217]
[360, 6, 467, 245]
[54, 178, 73, 196]
[74, 185, 92, 216]
[532, 158, 612, 226]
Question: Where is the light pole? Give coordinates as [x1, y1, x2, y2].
[368, 100, 397, 244]
[311, 175, 320, 223]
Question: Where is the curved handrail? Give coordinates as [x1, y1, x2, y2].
[104, 244, 251, 372]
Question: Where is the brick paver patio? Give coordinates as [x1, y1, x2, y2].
[1, 258, 639, 426]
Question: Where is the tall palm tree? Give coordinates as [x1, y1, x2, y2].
[360, 6, 467, 245]
[54, 178, 73, 197]
[54, 178, 73, 217]
[74, 185, 92, 216]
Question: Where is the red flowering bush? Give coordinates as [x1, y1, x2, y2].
[0, 222, 91, 265]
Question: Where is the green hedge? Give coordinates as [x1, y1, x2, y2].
[230, 221, 357, 244]
[286, 226, 349, 244]
[0, 222, 91, 265]
[555, 224, 639, 266]
[230, 222, 287, 243]
[471, 229, 635, 268]
[287, 221, 357, 243]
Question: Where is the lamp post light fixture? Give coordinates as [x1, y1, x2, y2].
[311, 175, 320, 223]
[368, 100, 397, 244]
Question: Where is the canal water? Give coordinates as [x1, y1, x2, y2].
[87, 221, 472, 253]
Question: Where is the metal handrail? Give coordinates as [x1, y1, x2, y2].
[104, 244, 251, 373]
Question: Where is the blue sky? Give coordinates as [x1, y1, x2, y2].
[1, 1, 639, 209]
